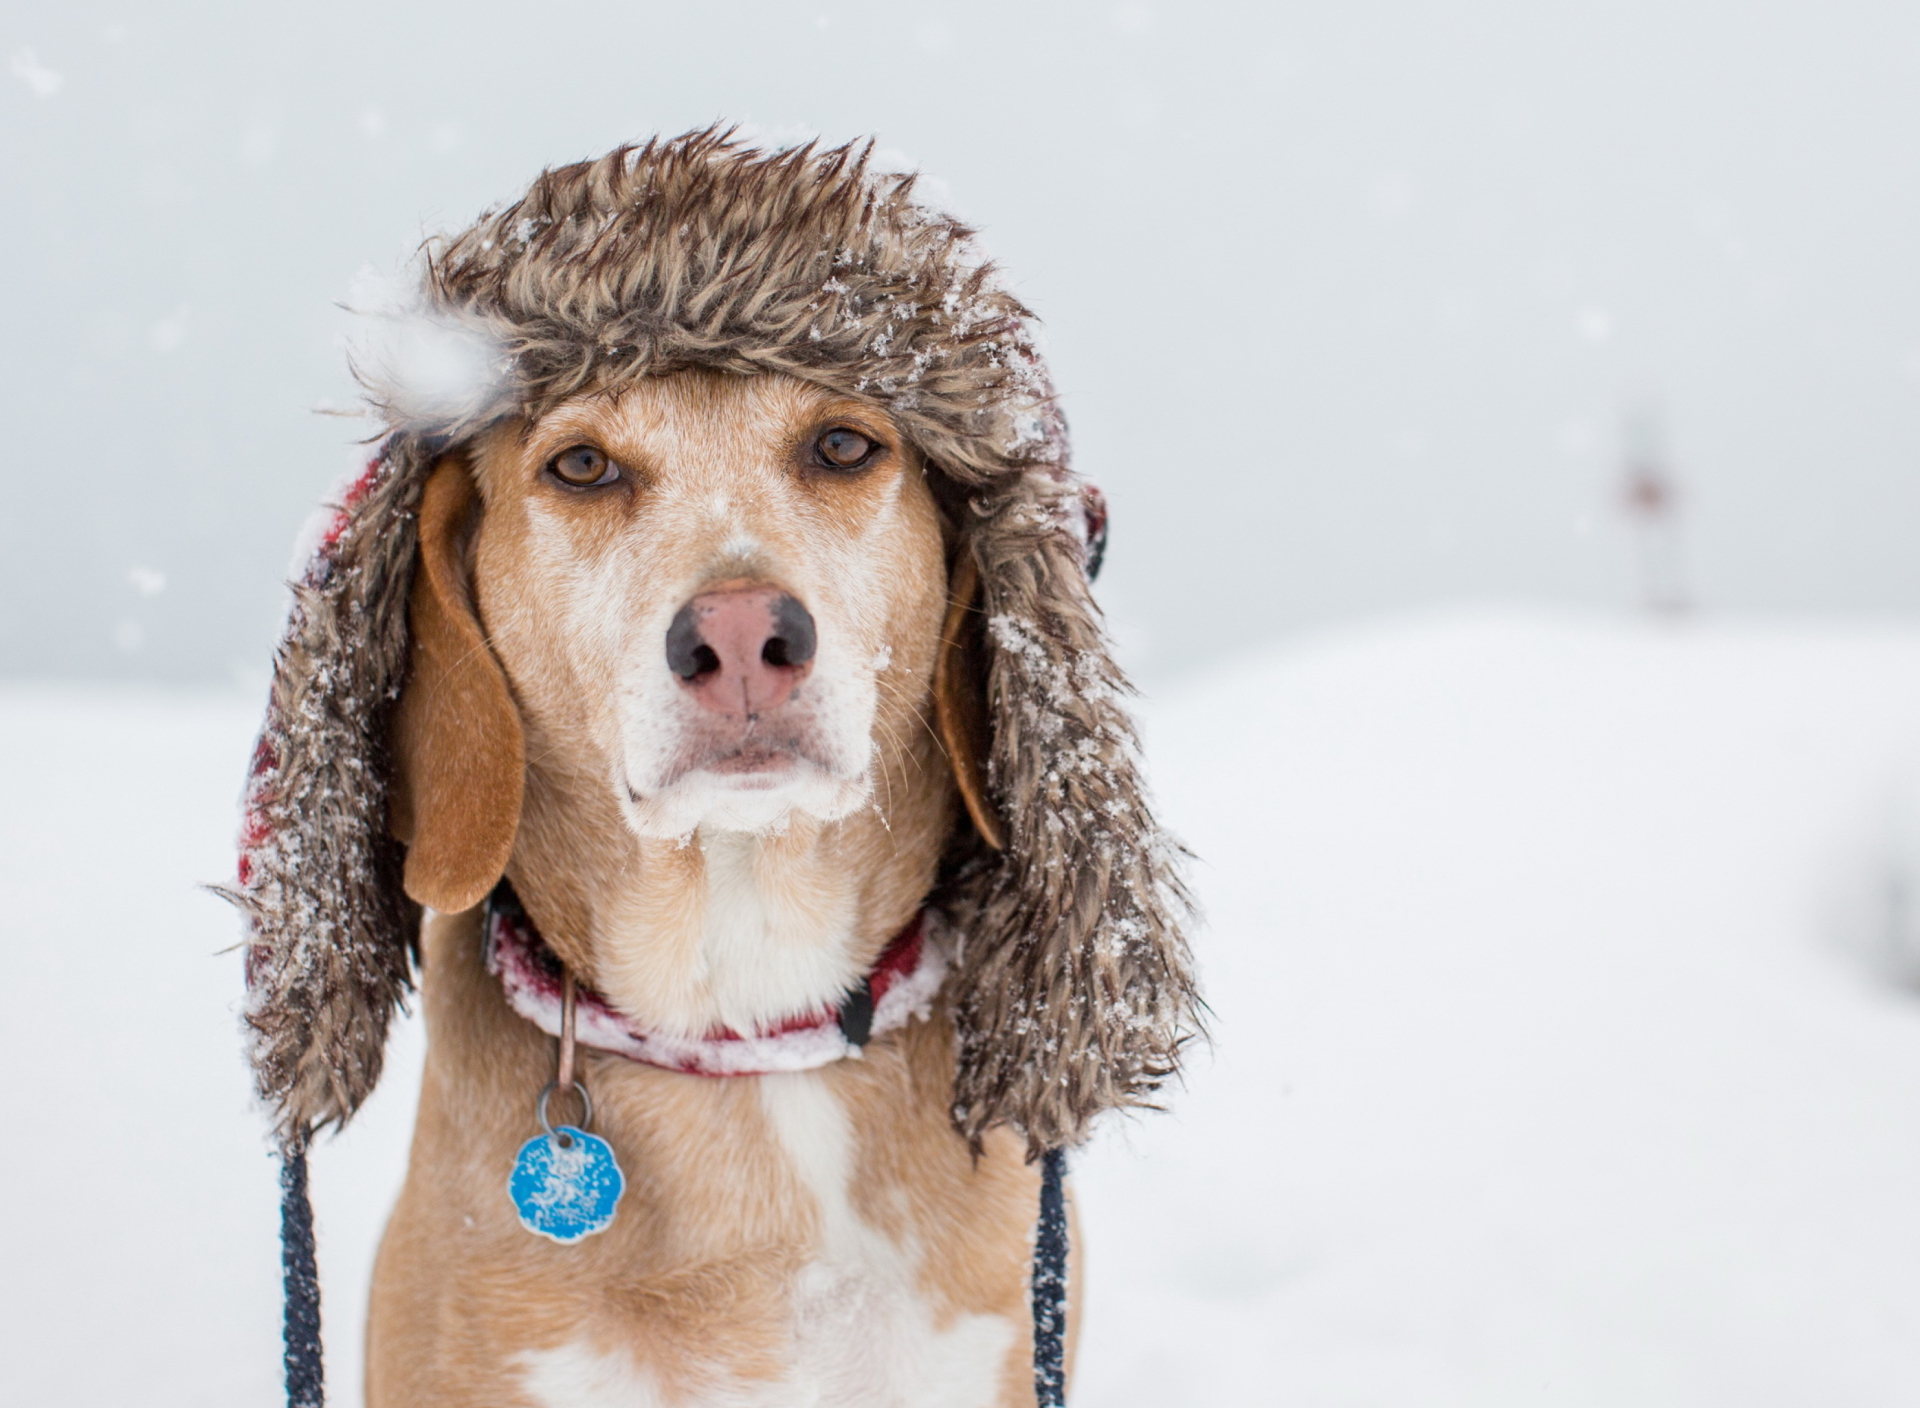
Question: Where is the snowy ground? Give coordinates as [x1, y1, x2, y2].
[8, 610, 1920, 1405]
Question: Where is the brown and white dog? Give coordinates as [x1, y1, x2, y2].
[376, 372, 1048, 1404]
[231, 130, 1198, 1408]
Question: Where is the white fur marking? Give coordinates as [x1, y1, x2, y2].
[754, 1073, 1016, 1407]
[687, 831, 859, 1037]
[521, 1341, 671, 1408]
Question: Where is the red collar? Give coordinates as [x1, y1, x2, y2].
[483, 884, 946, 1077]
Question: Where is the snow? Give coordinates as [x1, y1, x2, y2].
[1073, 611, 1920, 1406]
[8, 610, 1920, 1404]
[0, 687, 421, 1407]
[340, 262, 508, 434]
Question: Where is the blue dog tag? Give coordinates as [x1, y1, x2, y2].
[508, 1127, 626, 1244]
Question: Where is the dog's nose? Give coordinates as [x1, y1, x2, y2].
[666, 587, 816, 716]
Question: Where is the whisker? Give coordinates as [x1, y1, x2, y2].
[872, 676, 937, 772]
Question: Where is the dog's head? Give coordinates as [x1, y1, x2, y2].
[391, 373, 961, 916]
[236, 129, 1195, 1156]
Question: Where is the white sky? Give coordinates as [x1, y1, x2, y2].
[4, 0, 1920, 681]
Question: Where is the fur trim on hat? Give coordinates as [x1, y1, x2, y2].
[233, 126, 1200, 1154]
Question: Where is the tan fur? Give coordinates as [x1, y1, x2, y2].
[933, 551, 1003, 851]
[370, 372, 1074, 1405]
[369, 915, 1068, 1406]
[392, 458, 525, 913]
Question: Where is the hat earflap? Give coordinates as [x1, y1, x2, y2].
[233, 434, 436, 1141]
[940, 474, 1202, 1158]
[236, 442, 528, 1142]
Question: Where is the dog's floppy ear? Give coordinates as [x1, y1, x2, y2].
[933, 549, 1005, 851]
[391, 456, 525, 913]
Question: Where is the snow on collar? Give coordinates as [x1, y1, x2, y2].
[482, 883, 947, 1077]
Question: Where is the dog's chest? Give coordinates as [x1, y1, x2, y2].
[516, 1071, 1015, 1408]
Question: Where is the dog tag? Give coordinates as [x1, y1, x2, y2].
[508, 1127, 626, 1244]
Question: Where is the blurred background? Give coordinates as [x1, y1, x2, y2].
[9, 2, 1920, 1405]
[7, 0, 1920, 684]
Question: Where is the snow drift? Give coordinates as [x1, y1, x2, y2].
[6, 609, 1920, 1405]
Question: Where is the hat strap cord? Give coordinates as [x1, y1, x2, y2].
[1031, 1146, 1070, 1407]
[274, 1125, 1070, 1408]
[278, 1126, 325, 1408]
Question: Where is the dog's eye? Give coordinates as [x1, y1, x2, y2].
[548, 445, 617, 487]
[815, 428, 877, 470]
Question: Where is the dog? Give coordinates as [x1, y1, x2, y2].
[232, 130, 1198, 1408]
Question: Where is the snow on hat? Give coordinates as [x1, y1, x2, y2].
[229, 126, 1199, 1156]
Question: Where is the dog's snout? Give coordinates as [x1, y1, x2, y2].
[666, 587, 816, 716]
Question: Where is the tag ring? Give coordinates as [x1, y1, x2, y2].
[537, 1079, 593, 1143]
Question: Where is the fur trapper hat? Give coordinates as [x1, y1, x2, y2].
[232, 126, 1199, 1157]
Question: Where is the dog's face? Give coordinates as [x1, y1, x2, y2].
[464, 371, 949, 841]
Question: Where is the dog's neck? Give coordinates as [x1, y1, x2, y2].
[594, 820, 904, 1039]
[506, 730, 954, 1041]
